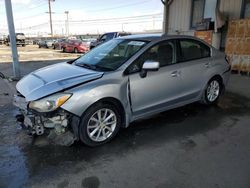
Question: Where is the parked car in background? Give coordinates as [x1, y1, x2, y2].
[25, 39, 33, 45]
[5, 33, 26, 46]
[0, 35, 5, 45]
[53, 38, 67, 49]
[90, 31, 131, 49]
[59, 39, 69, 50]
[32, 39, 40, 45]
[14, 34, 231, 146]
[62, 39, 89, 53]
[38, 40, 54, 48]
[81, 38, 97, 48]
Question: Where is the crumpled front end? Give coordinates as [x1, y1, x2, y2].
[13, 94, 79, 146]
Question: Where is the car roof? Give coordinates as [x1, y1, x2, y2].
[119, 33, 207, 43]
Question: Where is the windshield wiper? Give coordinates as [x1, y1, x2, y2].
[75, 63, 97, 70]
[75, 63, 113, 71]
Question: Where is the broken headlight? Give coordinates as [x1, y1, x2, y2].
[29, 93, 72, 113]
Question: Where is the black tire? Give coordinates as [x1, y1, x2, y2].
[74, 48, 78, 53]
[62, 47, 66, 52]
[79, 103, 121, 147]
[22, 44, 25, 47]
[202, 77, 222, 105]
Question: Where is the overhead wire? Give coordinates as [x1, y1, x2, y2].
[16, 13, 162, 30]
[81, 0, 152, 13]
[3, 0, 162, 33]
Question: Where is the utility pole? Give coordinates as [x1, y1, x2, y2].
[65, 11, 69, 37]
[161, 0, 173, 34]
[5, 0, 20, 79]
[48, 0, 54, 37]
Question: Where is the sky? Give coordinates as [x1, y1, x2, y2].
[0, 0, 164, 36]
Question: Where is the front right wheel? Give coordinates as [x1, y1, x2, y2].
[79, 103, 121, 147]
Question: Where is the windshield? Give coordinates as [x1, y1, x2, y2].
[74, 39, 148, 71]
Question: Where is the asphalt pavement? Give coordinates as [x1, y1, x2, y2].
[0, 61, 250, 188]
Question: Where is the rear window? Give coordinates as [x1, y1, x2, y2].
[179, 39, 210, 61]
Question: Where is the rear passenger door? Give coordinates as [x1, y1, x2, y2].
[177, 39, 211, 100]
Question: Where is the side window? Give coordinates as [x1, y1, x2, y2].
[179, 39, 210, 61]
[106, 33, 115, 41]
[100, 34, 107, 42]
[126, 40, 175, 74]
[241, 0, 250, 18]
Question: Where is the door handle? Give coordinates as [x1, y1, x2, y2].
[171, 70, 181, 77]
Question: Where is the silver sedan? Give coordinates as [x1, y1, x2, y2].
[14, 34, 231, 146]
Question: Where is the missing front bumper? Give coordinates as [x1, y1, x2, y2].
[13, 94, 78, 146]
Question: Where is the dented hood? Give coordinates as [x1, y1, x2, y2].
[16, 62, 104, 101]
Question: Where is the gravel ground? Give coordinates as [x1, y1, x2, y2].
[0, 44, 80, 63]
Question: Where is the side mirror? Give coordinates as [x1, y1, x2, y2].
[140, 60, 160, 78]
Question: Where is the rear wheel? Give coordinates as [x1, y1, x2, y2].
[62, 47, 66, 52]
[203, 78, 222, 105]
[79, 103, 121, 147]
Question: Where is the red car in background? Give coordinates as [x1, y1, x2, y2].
[62, 39, 89, 53]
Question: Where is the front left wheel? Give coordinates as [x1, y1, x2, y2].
[79, 103, 121, 147]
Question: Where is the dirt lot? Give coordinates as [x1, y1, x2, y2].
[0, 44, 80, 63]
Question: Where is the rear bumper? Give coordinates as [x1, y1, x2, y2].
[16, 40, 25, 45]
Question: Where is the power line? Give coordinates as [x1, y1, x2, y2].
[55, 17, 162, 26]
[10, 1, 47, 13]
[83, 0, 152, 13]
[16, 17, 163, 30]
[14, 13, 45, 21]
[26, 2, 47, 10]
[66, 19, 163, 26]
[58, 13, 162, 23]
[13, 1, 51, 21]
[13, 13, 162, 29]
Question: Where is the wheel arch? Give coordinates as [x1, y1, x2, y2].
[208, 74, 224, 93]
[200, 74, 224, 104]
[81, 97, 127, 128]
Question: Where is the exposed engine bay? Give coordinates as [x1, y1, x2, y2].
[13, 94, 77, 146]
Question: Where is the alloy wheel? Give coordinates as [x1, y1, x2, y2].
[206, 80, 220, 102]
[87, 108, 117, 142]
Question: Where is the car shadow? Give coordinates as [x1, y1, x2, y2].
[22, 91, 250, 177]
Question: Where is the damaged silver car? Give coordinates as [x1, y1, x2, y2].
[14, 34, 231, 146]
